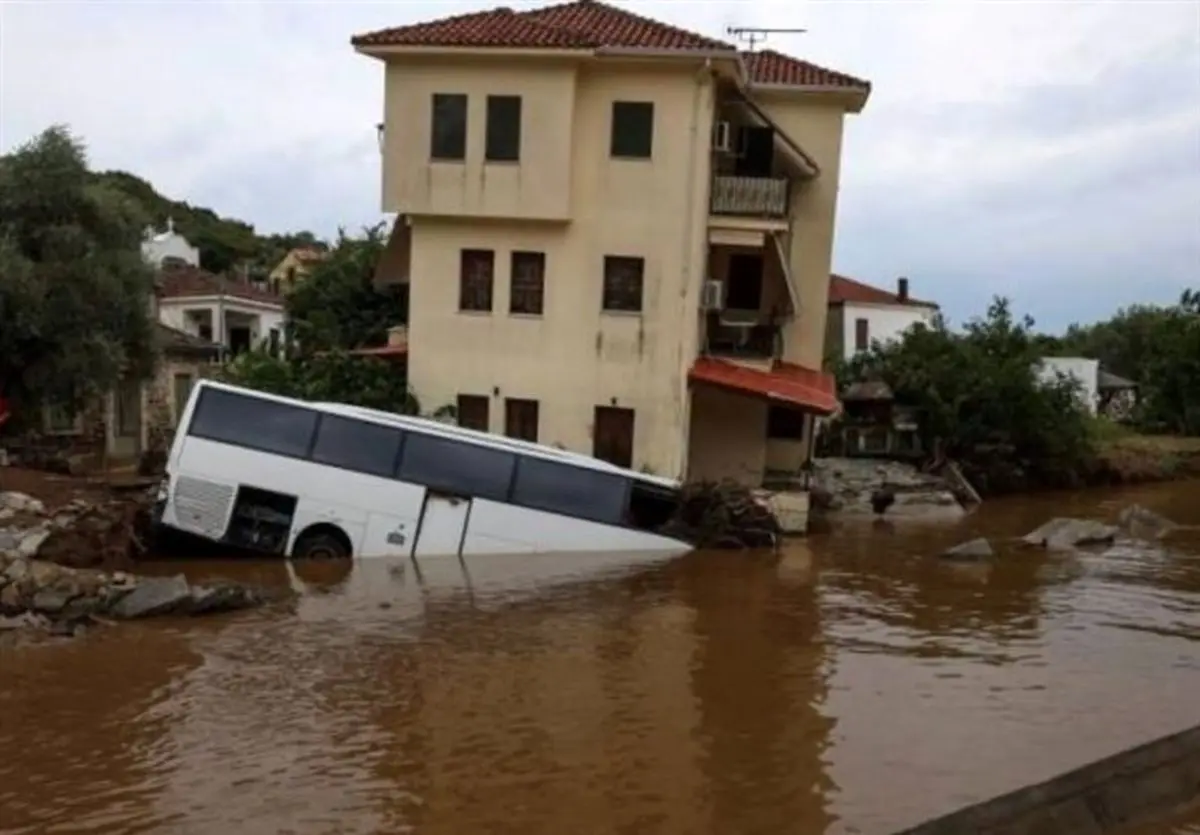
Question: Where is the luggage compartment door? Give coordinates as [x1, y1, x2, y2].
[413, 490, 470, 557]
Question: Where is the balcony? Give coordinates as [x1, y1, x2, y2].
[710, 175, 789, 219]
[705, 314, 781, 360]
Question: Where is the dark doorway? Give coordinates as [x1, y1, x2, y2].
[725, 253, 764, 311]
[593, 406, 634, 469]
[734, 126, 774, 177]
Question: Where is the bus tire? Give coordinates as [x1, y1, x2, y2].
[292, 526, 352, 560]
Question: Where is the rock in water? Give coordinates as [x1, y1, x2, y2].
[941, 538, 994, 561]
[1021, 518, 1119, 551]
[659, 480, 781, 549]
[108, 574, 192, 619]
[1116, 504, 1177, 541]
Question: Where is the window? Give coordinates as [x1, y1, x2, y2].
[116, 379, 140, 437]
[593, 406, 634, 469]
[188, 387, 318, 458]
[268, 328, 281, 355]
[854, 318, 869, 351]
[725, 254, 764, 311]
[510, 251, 545, 315]
[602, 256, 644, 313]
[198, 324, 213, 341]
[610, 101, 654, 159]
[44, 404, 81, 435]
[485, 95, 522, 162]
[172, 373, 195, 425]
[430, 93, 468, 161]
[767, 406, 806, 440]
[457, 394, 490, 432]
[459, 249, 495, 312]
[398, 433, 515, 501]
[511, 456, 628, 525]
[310, 414, 405, 477]
[504, 398, 539, 442]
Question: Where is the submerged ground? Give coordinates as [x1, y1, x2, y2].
[1, 478, 1198, 834]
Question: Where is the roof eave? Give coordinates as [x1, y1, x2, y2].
[353, 42, 595, 60]
[747, 82, 871, 113]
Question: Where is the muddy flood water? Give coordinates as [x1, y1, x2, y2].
[2, 481, 1199, 834]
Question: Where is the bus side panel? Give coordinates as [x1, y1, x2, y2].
[463, 501, 690, 556]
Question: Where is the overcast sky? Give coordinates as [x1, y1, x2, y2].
[1, 0, 1198, 330]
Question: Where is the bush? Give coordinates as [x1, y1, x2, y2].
[218, 349, 419, 415]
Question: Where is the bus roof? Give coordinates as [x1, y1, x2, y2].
[196, 380, 680, 490]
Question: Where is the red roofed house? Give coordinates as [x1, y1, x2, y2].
[826, 274, 938, 362]
[269, 246, 329, 294]
[354, 0, 870, 525]
[156, 265, 286, 359]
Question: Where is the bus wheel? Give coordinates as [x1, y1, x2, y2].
[292, 528, 351, 560]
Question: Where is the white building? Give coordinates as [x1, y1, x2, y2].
[157, 266, 286, 358]
[1036, 357, 1100, 414]
[826, 275, 939, 361]
[141, 217, 201, 269]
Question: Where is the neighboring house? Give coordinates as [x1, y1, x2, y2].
[141, 217, 201, 269]
[157, 265, 287, 358]
[826, 274, 938, 362]
[354, 0, 869, 498]
[269, 247, 328, 294]
[40, 288, 221, 466]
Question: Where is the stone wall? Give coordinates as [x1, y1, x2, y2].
[810, 457, 966, 518]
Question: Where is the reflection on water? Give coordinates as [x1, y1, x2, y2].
[1, 481, 1198, 834]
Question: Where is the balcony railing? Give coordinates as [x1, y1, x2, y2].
[705, 315, 781, 359]
[710, 175, 789, 218]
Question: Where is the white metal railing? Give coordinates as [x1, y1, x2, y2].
[710, 175, 789, 217]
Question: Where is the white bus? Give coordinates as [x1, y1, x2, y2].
[155, 380, 690, 560]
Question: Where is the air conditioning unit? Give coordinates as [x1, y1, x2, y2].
[701, 279, 725, 311]
[712, 120, 733, 153]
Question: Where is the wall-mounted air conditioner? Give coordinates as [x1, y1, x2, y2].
[712, 120, 733, 153]
[701, 279, 725, 311]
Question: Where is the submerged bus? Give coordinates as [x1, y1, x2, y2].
[155, 380, 690, 559]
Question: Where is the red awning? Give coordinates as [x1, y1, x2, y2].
[689, 357, 840, 415]
[347, 345, 408, 359]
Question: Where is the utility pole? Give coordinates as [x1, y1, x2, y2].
[726, 26, 808, 52]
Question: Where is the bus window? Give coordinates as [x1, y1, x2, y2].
[627, 481, 678, 532]
[510, 457, 627, 525]
[310, 414, 404, 478]
[189, 387, 317, 458]
[398, 432, 514, 501]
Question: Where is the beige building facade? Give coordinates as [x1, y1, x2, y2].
[355, 1, 869, 491]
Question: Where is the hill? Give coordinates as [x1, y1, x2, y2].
[93, 169, 324, 276]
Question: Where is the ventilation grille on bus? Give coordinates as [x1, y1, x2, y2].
[173, 476, 235, 540]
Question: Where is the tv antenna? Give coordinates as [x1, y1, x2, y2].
[726, 26, 808, 52]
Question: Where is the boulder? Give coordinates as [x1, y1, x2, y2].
[1021, 518, 1119, 550]
[108, 574, 192, 619]
[658, 480, 782, 549]
[941, 537, 994, 561]
[0, 491, 46, 516]
[16, 529, 50, 559]
[1117, 504, 1177, 541]
[186, 582, 267, 616]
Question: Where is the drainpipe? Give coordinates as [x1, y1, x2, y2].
[676, 57, 712, 480]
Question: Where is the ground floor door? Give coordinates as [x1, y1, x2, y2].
[413, 490, 471, 557]
[593, 406, 635, 469]
[111, 380, 142, 461]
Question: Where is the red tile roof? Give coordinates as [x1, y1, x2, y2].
[690, 357, 839, 415]
[741, 49, 870, 91]
[157, 266, 285, 306]
[828, 274, 937, 309]
[352, 1, 867, 90]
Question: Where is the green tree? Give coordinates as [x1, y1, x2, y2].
[219, 349, 418, 415]
[0, 126, 158, 423]
[841, 297, 1095, 494]
[285, 224, 406, 354]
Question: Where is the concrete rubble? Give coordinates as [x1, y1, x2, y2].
[940, 537, 995, 561]
[0, 489, 278, 639]
[1021, 518, 1120, 551]
[809, 458, 966, 518]
[660, 481, 781, 549]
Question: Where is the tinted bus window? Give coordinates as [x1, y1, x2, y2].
[511, 457, 628, 525]
[311, 414, 404, 478]
[189, 387, 317, 458]
[399, 432, 514, 501]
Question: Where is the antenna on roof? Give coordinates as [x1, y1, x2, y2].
[726, 26, 807, 52]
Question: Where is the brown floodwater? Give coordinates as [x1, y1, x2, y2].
[2, 481, 1199, 835]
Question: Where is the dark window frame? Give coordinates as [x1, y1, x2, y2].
[459, 249, 495, 312]
[398, 432, 515, 502]
[456, 394, 490, 432]
[510, 251, 545, 315]
[610, 101, 655, 159]
[430, 93, 468, 161]
[854, 317, 870, 351]
[767, 405, 807, 441]
[485, 95, 522, 162]
[504, 398, 539, 443]
[602, 255, 644, 313]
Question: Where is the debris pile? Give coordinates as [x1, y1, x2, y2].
[660, 480, 781, 549]
[0, 488, 156, 572]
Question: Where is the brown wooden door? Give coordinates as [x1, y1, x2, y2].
[593, 406, 634, 468]
[504, 398, 539, 442]
[456, 395, 489, 432]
